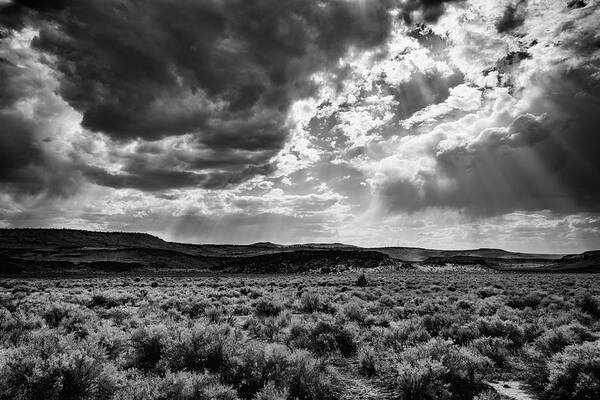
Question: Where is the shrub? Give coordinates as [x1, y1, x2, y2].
[579, 294, 600, 319]
[506, 292, 543, 309]
[0, 308, 41, 346]
[473, 390, 502, 400]
[291, 320, 358, 357]
[471, 337, 512, 368]
[165, 324, 237, 374]
[394, 339, 492, 400]
[245, 312, 290, 341]
[286, 351, 340, 400]
[299, 292, 329, 314]
[356, 274, 368, 287]
[205, 306, 224, 323]
[88, 323, 129, 361]
[129, 326, 168, 371]
[394, 358, 451, 400]
[521, 346, 550, 393]
[225, 343, 291, 399]
[89, 291, 133, 309]
[358, 345, 378, 377]
[254, 299, 284, 318]
[471, 317, 525, 348]
[340, 301, 369, 324]
[113, 370, 162, 400]
[536, 323, 598, 355]
[161, 371, 238, 400]
[0, 335, 117, 400]
[383, 320, 431, 350]
[253, 381, 288, 400]
[43, 304, 72, 328]
[544, 340, 600, 400]
[421, 313, 453, 337]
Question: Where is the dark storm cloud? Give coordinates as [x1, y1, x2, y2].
[381, 66, 600, 216]
[5, 0, 395, 143]
[83, 162, 275, 191]
[0, 0, 401, 191]
[0, 0, 465, 193]
[496, 0, 527, 33]
[0, 40, 81, 199]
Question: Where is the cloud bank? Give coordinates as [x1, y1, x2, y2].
[1, 0, 599, 252]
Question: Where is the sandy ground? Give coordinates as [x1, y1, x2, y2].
[486, 381, 537, 400]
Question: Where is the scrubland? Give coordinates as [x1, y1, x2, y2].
[0, 272, 599, 400]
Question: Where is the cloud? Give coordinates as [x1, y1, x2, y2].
[466, 113, 551, 151]
[0, 0, 427, 193]
[0, 0, 470, 195]
[1, 0, 600, 251]
[0, 28, 83, 200]
[8, 0, 394, 143]
[496, 0, 527, 33]
[83, 162, 276, 192]
[399, 0, 465, 24]
[378, 65, 600, 216]
[361, 0, 600, 220]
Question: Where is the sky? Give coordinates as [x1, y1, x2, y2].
[0, 0, 599, 253]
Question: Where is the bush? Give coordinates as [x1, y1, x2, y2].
[471, 317, 525, 348]
[340, 301, 368, 324]
[471, 337, 512, 368]
[536, 323, 598, 355]
[0, 308, 41, 346]
[579, 294, 600, 319]
[473, 390, 502, 400]
[506, 292, 542, 309]
[356, 274, 368, 287]
[225, 343, 291, 399]
[421, 313, 453, 337]
[299, 292, 330, 314]
[383, 320, 431, 350]
[0, 335, 117, 400]
[89, 291, 133, 309]
[286, 351, 340, 400]
[43, 304, 72, 328]
[394, 358, 451, 400]
[166, 324, 237, 374]
[544, 340, 600, 400]
[358, 346, 378, 377]
[205, 306, 224, 323]
[288, 320, 358, 357]
[392, 339, 492, 400]
[129, 326, 168, 371]
[253, 381, 288, 400]
[161, 371, 238, 400]
[113, 370, 162, 400]
[254, 299, 284, 318]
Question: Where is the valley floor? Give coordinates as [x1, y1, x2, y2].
[1, 272, 599, 400]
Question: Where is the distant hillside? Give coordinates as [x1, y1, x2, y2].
[374, 246, 563, 262]
[215, 249, 403, 274]
[0, 228, 596, 275]
[548, 250, 600, 272]
[0, 228, 169, 250]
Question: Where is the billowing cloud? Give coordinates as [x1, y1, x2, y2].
[496, 0, 527, 33]
[369, 0, 600, 219]
[1, 0, 599, 252]
[1, 0, 398, 192]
